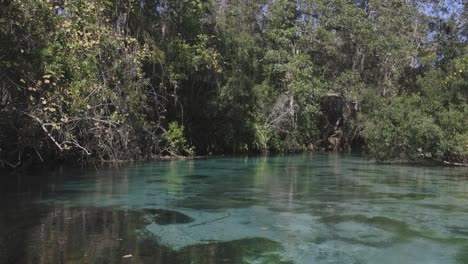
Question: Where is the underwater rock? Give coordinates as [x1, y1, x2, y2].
[319, 214, 417, 247]
[143, 208, 195, 225]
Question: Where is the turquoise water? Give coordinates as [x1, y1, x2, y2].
[1, 154, 468, 263]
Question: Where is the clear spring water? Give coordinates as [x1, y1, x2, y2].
[1, 154, 468, 263]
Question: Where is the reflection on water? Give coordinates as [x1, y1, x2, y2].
[0, 206, 286, 264]
[1, 154, 468, 263]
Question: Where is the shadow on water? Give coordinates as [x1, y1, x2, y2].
[0, 206, 289, 264]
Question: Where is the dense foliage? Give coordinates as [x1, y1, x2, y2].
[0, 0, 466, 168]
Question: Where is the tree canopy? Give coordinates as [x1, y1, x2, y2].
[0, 0, 466, 168]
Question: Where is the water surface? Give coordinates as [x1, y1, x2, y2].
[1, 154, 468, 263]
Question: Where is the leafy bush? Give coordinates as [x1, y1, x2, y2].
[363, 53, 467, 164]
[363, 97, 443, 161]
[162, 122, 194, 156]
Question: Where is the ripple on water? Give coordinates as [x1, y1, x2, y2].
[446, 226, 468, 237]
[184, 174, 211, 180]
[175, 237, 291, 264]
[145, 179, 187, 185]
[319, 215, 417, 247]
[4, 154, 468, 264]
[385, 193, 438, 200]
[455, 246, 468, 264]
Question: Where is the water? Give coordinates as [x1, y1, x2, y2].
[1, 154, 468, 264]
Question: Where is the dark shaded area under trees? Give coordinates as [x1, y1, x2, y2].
[0, 0, 466, 170]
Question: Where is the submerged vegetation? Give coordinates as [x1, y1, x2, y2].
[0, 0, 466, 168]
